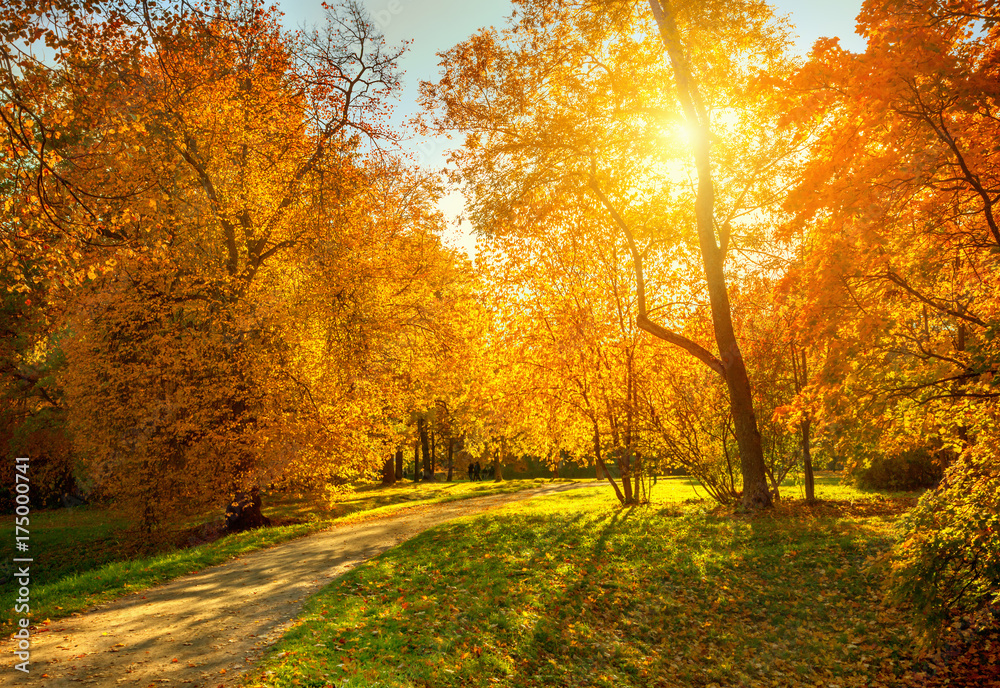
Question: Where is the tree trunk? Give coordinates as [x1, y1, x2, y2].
[225, 488, 271, 532]
[382, 453, 396, 485]
[413, 440, 420, 482]
[493, 448, 504, 482]
[620, 449, 634, 504]
[419, 417, 431, 480]
[633, 453, 643, 503]
[430, 430, 436, 476]
[724, 355, 772, 509]
[395, 447, 404, 480]
[622, 467, 634, 503]
[648, 0, 772, 511]
[623, 357, 637, 505]
[594, 425, 625, 504]
[446, 436, 454, 482]
[797, 348, 815, 503]
[802, 417, 815, 502]
[223, 383, 271, 530]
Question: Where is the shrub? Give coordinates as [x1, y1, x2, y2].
[854, 447, 943, 491]
[0, 407, 78, 511]
[885, 445, 1000, 639]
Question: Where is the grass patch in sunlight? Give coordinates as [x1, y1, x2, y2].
[0, 477, 564, 634]
[244, 480, 924, 688]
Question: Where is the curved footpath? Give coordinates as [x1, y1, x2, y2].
[2, 482, 588, 687]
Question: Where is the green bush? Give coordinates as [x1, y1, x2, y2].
[854, 447, 943, 491]
[885, 448, 1000, 639]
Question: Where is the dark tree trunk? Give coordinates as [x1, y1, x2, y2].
[723, 355, 772, 509]
[395, 447, 404, 481]
[223, 386, 270, 531]
[622, 360, 637, 505]
[788, 343, 816, 502]
[446, 436, 454, 482]
[797, 348, 815, 503]
[802, 417, 815, 502]
[633, 454, 643, 503]
[225, 488, 271, 532]
[382, 453, 396, 484]
[419, 417, 430, 480]
[620, 449, 634, 504]
[413, 440, 420, 481]
[493, 448, 504, 482]
[594, 424, 625, 504]
[430, 430, 436, 476]
[645, 0, 772, 511]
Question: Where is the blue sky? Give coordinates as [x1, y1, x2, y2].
[277, 0, 866, 254]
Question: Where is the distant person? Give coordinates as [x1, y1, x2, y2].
[467, 463, 475, 481]
[474, 462, 481, 481]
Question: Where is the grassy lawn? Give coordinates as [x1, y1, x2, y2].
[0, 477, 563, 635]
[244, 476, 926, 688]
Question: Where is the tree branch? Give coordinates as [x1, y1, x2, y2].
[884, 269, 985, 327]
[587, 174, 725, 378]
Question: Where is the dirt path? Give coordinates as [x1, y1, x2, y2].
[3, 483, 587, 687]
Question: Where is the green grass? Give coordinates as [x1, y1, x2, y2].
[786, 470, 922, 502]
[244, 477, 924, 688]
[0, 477, 565, 634]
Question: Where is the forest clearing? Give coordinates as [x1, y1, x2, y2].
[3, 477, 995, 687]
[242, 479, 983, 688]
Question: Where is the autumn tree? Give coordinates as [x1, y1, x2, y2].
[0, 265, 73, 509]
[422, 0, 800, 508]
[780, 0, 1000, 470]
[373, 209, 485, 485]
[0, 0, 491, 530]
[475, 187, 662, 503]
[781, 0, 1000, 632]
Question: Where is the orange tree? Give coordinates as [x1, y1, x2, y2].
[476, 191, 657, 503]
[475, 163, 805, 505]
[3, 0, 484, 530]
[421, 0, 800, 509]
[781, 0, 1000, 633]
